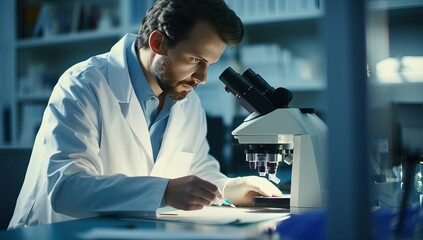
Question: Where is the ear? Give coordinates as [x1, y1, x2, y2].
[149, 30, 167, 55]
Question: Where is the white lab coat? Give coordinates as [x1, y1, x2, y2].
[9, 34, 229, 229]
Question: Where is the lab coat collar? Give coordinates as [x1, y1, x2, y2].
[106, 33, 189, 168]
[107, 33, 189, 106]
[107, 34, 136, 103]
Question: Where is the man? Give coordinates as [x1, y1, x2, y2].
[9, 0, 282, 228]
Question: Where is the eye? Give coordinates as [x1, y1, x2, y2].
[191, 57, 202, 63]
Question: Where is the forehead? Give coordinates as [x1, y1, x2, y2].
[172, 22, 227, 63]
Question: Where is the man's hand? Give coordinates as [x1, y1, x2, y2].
[165, 175, 221, 211]
[224, 176, 283, 206]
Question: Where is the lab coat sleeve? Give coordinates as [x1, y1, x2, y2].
[187, 106, 232, 193]
[190, 142, 232, 194]
[44, 73, 167, 218]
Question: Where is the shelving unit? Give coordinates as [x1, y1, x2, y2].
[229, 0, 326, 119]
[16, 29, 123, 48]
[367, 1, 423, 109]
[4, 0, 146, 146]
[365, 0, 423, 170]
[1, 0, 422, 147]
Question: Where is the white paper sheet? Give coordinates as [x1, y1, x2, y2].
[154, 206, 290, 225]
[78, 207, 290, 239]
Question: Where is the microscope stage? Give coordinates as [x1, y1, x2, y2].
[252, 196, 290, 208]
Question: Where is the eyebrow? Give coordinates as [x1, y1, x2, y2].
[189, 50, 220, 64]
[192, 54, 209, 63]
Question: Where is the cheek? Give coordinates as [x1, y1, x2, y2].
[166, 55, 198, 79]
[168, 63, 197, 80]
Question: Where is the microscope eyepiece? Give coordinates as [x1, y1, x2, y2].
[242, 68, 274, 97]
[219, 67, 251, 97]
[219, 67, 277, 115]
[273, 87, 292, 108]
[242, 68, 292, 108]
[219, 67, 292, 115]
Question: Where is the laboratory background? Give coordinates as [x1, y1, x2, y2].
[0, 0, 423, 238]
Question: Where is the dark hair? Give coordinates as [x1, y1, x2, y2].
[136, 0, 244, 49]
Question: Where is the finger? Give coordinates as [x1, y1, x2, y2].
[195, 179, 222, 201]
[181, 202, 205, 211]
[194, 187, 219, 202]
[247, 177, 282, 197]
[186, 186, 219, 205]
[197, 178, 219, 195]
[259, 180, 283, 196]
[271, 187, 283, 197]
[261, 184, 283, 197]
[211, 198, 223, 206]
[263, 180, 283, 196]
[250, 186, 273, 197]
[189, 195, 214, 206]
[186, 204, 204, 211]
[216, 190, 223, 199]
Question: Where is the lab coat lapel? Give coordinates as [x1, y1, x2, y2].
[151, 101, 186, 175]
[161, 102, 186, 153]
[122, 92, 154, 165]
[107, 34, 154, 165]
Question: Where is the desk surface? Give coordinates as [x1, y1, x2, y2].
[0, 216, 281, 240]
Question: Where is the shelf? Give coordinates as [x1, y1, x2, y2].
[237, 0, 423, 26]
[227, 0, 423, 27]
[16, 28, 122, 49]
[367, 0, 423, 11]
[370, 79, 423, 86]
[282, 81, 326, 91]
[242, 10, 322, 25]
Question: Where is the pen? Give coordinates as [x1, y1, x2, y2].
[218, 198, 236, 208]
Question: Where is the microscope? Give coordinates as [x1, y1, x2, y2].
[219, 67, 328, 213]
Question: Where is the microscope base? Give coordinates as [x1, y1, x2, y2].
[290, 206, 325, 215]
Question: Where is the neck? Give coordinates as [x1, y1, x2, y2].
[137, 48, 163, 97]
[157, 93, 166, 114]
[137, 47, 166, 114]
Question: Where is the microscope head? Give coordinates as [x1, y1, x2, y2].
[219, 67, 298, 183]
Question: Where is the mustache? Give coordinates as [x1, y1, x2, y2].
[178, 80, 199, 88]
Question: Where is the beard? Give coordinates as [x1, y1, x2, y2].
[152, 55, 198, 100]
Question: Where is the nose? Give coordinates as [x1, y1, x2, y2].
[192, 62, 208, 84]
